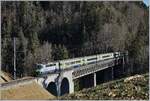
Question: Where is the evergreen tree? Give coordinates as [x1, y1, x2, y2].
[16, 28, 28, 77]
[52, 44, 69, 60]
[61, 45, 69, 59]
[29, 31, 40, 53]
[1, 15, 13, 74]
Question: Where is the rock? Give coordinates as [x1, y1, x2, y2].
[108, 91, 116, 97]
[131, 96, 134, 99]
[108, 92, 113, 96]
[124, 75, 145, 83]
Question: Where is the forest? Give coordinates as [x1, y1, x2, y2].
[1, 1, 149, 77]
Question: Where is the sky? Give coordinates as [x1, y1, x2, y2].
[143, 0, 149, 6]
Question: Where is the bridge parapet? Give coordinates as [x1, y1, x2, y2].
[72, 59, 115, 79]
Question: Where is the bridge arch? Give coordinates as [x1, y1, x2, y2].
[46, 82, 57, 96]
[60, 78, 69, 96]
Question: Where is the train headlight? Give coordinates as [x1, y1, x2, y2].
[36, 69, 41, 74]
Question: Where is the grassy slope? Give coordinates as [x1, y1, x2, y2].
[0, 78, 5, 83]
[1, 81, 55, 100]
[0, 71, 13, 83]
[59, 73, 149, 100]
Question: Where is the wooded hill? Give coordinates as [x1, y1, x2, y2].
[1, 1, 149, 77]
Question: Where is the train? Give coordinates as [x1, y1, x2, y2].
[35, 52, 121, 75]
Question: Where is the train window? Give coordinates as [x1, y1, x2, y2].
[71, 61, 76, 64]
[65, 63, 70, 65]
[76, 60, 81, 63]
[102, 55, 110, 58]
[87, 57, 97, 61]
[65, 60, 81, 65]
[46, 64, 56, 67]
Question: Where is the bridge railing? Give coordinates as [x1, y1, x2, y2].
[72, 58, 115, 79]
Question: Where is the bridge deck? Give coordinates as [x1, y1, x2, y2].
[72, 58, 115, 79]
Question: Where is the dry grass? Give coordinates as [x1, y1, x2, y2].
[1, 81, 55, 100]
[0, 77, 6, 83]
[0, 71, 12, 83]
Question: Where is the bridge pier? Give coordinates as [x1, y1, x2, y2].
[69, 77, 74, 94]
[111, 67, 114, 80]
[94, 72, 96, 87]
[60, 70, 74, 95]
[55, 74, 61, 96]
[113, 57, 126, 79]
[122, 55, 125, 73]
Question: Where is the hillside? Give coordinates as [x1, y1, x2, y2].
[1, 1, 149, 77]
[59, 73, 149, 100]
[1, 81, 55, 100]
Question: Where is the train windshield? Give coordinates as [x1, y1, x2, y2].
[36, 65, 43, 69]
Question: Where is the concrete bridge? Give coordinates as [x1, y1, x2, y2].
[35, 52, 128, 96]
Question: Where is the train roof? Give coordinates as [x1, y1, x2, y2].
[55, 52, 115, 62]
[37, 52, 116, 65]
